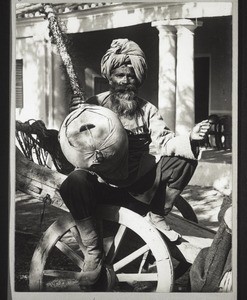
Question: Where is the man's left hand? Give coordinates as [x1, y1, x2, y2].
[190, 120, 211, 141]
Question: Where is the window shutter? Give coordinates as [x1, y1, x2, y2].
[16, 59, 23, 108]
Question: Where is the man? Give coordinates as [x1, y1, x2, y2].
[59, 38, 210, 286]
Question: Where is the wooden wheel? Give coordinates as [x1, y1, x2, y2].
[29, 205, 174, 292]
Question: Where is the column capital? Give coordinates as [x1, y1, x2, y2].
[152, 19, 203, 31]
[151, 23, 176, 38]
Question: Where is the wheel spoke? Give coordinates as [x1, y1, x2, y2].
[116, 272, 158, 282]
[55, 240, 84, 269]
[113, 244, 150, 272]
[43, 269, 80, 279]
[138, 250, 150, 273]
[105, 224, 127, 264]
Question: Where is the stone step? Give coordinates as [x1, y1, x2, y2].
[189, 159, 232, 195]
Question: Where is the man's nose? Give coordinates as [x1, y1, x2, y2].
[121, 76, 128, 84]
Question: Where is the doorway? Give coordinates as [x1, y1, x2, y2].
[194, 56, 210, 123]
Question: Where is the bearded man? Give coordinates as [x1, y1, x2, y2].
[59, 39, 210, 286]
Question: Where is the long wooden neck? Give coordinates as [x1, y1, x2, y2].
[43, 4, 86, 101]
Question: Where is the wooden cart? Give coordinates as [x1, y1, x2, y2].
[15, 122, 215, 292]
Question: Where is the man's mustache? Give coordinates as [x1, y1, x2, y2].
[110, 83, 137, 93]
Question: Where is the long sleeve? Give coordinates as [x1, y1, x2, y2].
[144, 103, 198, 160]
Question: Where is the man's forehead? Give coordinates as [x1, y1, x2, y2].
[111, 65, 135, 74]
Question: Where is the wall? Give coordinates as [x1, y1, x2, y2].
[16, 37, 48, 123]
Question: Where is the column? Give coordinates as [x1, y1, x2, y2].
[175, 20, 202, 135]
[152, 21, 177, 132]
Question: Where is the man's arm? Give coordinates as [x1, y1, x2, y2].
[146, 104, 210, 160]
[165, 120, 210, 159]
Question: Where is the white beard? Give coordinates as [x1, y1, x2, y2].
[109, 83, 140, 118]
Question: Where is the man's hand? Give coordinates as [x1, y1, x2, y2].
[190, 120, 211, 141]
[69, 96, 84, 113]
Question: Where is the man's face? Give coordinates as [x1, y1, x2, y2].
[108, 65, 140, 118]
[109, 65, 138, 91]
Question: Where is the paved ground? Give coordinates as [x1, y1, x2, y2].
[14, 184, 231, 292]
[178, 185, 230, 231]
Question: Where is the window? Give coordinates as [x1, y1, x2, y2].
[16, 59, 23, 108]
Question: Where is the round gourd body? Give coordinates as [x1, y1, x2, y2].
[59, 104, 128, 181]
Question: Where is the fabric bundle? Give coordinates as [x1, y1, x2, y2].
[101, 38, 147, 86]
[59, 104, 128, 181]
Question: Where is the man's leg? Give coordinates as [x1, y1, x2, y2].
[59, 170, 103, 285]
[148, 156, 197, 241]
[150, 156, 197, 214]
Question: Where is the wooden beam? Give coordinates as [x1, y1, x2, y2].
[16, 147, 68, 211]
[164, 213, 215, 263]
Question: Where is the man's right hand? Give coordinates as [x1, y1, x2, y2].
[69, 96, 85, 113]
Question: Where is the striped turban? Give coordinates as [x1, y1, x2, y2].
[101, 39, 147, 86]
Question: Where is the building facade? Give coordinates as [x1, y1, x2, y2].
[15, 2, 233, 138]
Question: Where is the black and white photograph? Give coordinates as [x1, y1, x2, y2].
[11, 1, 237, 299]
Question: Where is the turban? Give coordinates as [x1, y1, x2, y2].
[101, 39, 147, 86]
[59, 104, 128, 181]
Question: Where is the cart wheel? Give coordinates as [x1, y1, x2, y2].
[29, 205, 174, 292]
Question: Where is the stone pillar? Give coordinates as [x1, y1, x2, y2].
[152, 19, 202, 134]
[174, 20, 202, 135]
[152, 21, 177, 131]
